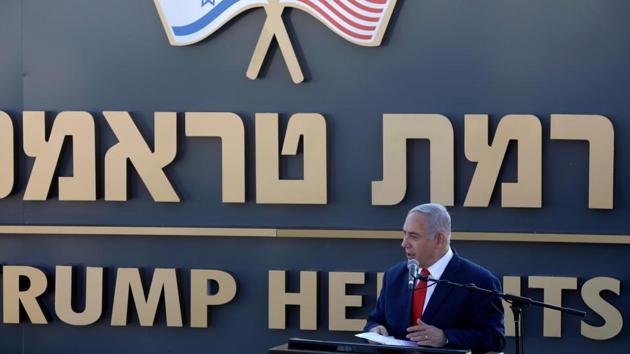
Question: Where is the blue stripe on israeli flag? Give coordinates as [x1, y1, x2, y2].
[172, 0, 239, 36]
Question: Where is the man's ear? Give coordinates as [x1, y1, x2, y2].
[435, 232, 446, 247]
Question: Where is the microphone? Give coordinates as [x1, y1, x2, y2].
[407, 259, 419, 290]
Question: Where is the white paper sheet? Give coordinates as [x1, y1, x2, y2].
[355, 332, 418, 347]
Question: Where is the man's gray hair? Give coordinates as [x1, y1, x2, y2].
[408, 203, 451, 242]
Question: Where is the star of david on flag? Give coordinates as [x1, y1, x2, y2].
[154, 0, 398, 83]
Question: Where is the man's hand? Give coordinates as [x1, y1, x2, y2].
[406, 319, 447, 347]
[369, 325, 389, 337]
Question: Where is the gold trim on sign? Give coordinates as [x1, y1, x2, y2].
[452, 232, 630, 244]
[0, 226, 629, 244]
[277, 229, 400, 239]
[0, 226, 275, 237]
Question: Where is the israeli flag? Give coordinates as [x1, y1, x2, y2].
[155, 0, 268, 46]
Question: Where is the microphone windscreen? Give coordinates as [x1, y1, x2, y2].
[407, 259, 419, 273]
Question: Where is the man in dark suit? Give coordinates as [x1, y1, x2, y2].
[365, 203, 506, 354]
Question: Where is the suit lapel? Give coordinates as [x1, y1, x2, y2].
[421, 253, 461, 324]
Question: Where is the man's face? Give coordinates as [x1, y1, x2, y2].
[401, 212, 441, 268]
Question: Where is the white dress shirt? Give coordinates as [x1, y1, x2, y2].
[420, 247, 454, 313]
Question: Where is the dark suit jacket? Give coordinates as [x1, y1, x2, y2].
[365, 252, 506, 354]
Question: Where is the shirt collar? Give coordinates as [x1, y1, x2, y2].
[425, 247, 453, 280]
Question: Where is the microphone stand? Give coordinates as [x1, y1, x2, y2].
[416, 274, 586, 354]
[409, 268, 418, 326]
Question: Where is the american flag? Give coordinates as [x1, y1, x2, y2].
[154, 0, 396, 47]
[280, 0, 397, 46]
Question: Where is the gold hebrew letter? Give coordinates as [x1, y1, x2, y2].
[0, 111, 14, 198]
[256, 113, 326, 204]
[185, 112, 245, 203]
[104, 111, 179, 202]
[551, 115, 614, 209]
[55, 266, 103, 326]
[23, 111, 96, 200]
[372, 114, 454, 206]
[464, 114, 542, 208]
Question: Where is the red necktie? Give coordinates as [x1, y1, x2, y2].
[412, 268, 430, 325]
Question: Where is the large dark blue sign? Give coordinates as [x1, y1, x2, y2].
[0, 1, 628, 353]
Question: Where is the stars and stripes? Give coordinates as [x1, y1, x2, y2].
[281, 0, 397, 46]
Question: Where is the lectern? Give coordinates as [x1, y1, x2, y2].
[269, 338, 471, 354]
